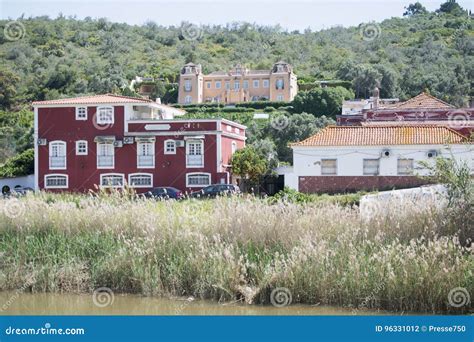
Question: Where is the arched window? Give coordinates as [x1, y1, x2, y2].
[137, 141, 155, 168]
[96, 106, 114, 125]
[186, 173, 211, 187]
[44, 174, 68, 189]
[49, 140, 66, 170]
[128, 173, 153, 188]
[231, 141, 237, 154]
[100, 173, 125, 188]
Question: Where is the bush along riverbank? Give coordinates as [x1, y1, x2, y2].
[0, 192, 472, 314]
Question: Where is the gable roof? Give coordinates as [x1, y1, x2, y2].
[291, 125, 468, 147]
[32, 94, 154, 106]
[381, 92, 454, 110]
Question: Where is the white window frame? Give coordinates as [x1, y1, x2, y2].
[234, 81, 240, 90]
[397, 159, 414, 175]
[215, 81, 221, 89]
[276, 95, 284, 101]
[276, 79, 284, 90]
[186, 172, 211, 187]
[76, 140, 88, 156]
[231, 141, 237, 154]
[97, 142, 115, 169]
[128, 173, 153, 188]
[100, 173, 125, 188]
[363, 159, 380, 176]
[243, 80, 249, 89]
[49, 140, 67, 170]
[234, 127, 240, 134]
[75, 107, 87, 120]
[96, 106, 114, 125]
[186, 140, 204, 168]
[44, 174, 68, 189]
[225, 81, 230, 90]
[184, 80, 192, 92]
[263, 79, 270, 88]
[184, 95, 192, 104]
[206, 82, 211, 89]
[321, 159, 337, 175]
[164, 139, 176, 155]
[137, 141, 155, 169]
[253, 80, 259, 88]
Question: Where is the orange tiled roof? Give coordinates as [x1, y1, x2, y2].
[32, 94, 153, 106]
[380, 92, 454, 110]
[291, 125, 468, 147]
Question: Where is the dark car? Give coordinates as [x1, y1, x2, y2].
[190, 184, 240, 198]
[143, 187, 184, 200]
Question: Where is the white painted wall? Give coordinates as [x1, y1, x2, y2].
[0, 175, 35, 193]
[285, 144, 474, 190]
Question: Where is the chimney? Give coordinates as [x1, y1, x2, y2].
[372, 87, 380, 109]
[155, 98, 161, 104]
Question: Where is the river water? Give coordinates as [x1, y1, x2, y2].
[0, 291, 387, 315]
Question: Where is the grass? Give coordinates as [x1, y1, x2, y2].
[0, 191, 472, 313]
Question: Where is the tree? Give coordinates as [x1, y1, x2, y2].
[264, 112, 335, 163]
[291, 87, 354, 117]
[231, 146, 268, 191]
[437, 0, 465, 15]
[0, 69, 20, 110]
[420, 157, 473, 245]
[403, 2, 428, 16]
[0, 148, 34, 177]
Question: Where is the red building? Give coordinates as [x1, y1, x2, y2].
[337, 92, 474, 137]
[33, 94, 246, 193]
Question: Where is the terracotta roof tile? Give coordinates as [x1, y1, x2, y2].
[382, 92, 454, 110]
[32, 94, 153, 106]
[291, 125, 468, 147]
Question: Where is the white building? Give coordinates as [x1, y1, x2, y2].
[282, 125, 473, 193]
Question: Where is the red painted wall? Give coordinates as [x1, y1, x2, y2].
[37, 106, 245, 193]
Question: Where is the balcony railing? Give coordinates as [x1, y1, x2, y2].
[50, 156, 66, 168]
[98, 156, 114, 168]
[186, 155, 204, 167]
[138, 155, 154, 167]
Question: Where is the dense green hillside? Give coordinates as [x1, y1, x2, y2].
[0, 1, 472, 109]
[0, 1, 472, 171]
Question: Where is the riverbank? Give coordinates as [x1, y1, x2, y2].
[0, 193, 472, 314]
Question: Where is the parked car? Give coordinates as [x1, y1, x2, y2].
[190, 184, 240, 198]
[2, 186, 34, 197]
[142, 187, 184, 200]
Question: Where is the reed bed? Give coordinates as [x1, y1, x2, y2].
[0, 192, 472, 313]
